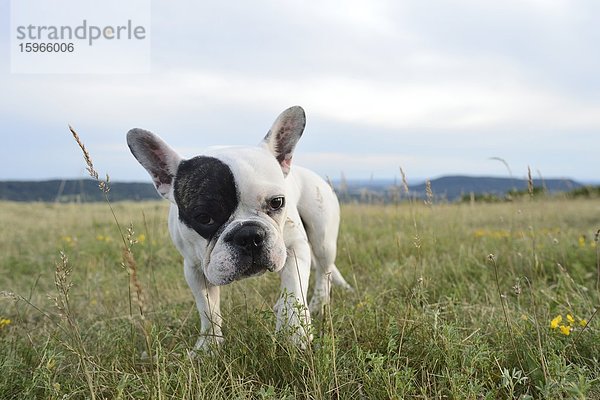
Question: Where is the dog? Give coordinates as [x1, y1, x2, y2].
[127, 106, 352, 350]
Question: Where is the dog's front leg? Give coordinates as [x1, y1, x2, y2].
[184, 260, 223, 351]
[275, 232, 312, 347]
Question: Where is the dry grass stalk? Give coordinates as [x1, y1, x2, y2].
[594, 229, 600, 291]
[69, 125, 97, 179]
[489, 156, 516, 193]
[339, 172, 349, 199]
[425, 179, 433, 205]
[123, 224, 146, 319]
[400, 167, 410, 196]
[53, 251, 73, 320]
[326, 175, 335, 191]
[527, 166, 534, 198]
[69, 125, 110, 194]
[68, 125, 148, 326]
[489, 156, 513, 178]
[536, 169, 547, 194]
[523, 277, 548, 382]
[52, 251, 97, 400]
[488, 253, 526, 372]
[0, 291, 18, 300]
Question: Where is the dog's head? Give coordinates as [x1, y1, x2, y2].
[126, 106, 305, 285]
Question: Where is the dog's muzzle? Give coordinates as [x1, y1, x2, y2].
[224, 221, 276, 274]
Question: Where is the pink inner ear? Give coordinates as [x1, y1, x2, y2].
[281, 156, 292, 174]
[154, 179, 170, 196]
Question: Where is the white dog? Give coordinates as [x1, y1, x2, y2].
[127, 106, 351, 350]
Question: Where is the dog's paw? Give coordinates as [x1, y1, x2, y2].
[188, 334, 224, 358]
[308, 295, 328, 316]
[275, 297, 313, 348]
[339, 282, 354, 292]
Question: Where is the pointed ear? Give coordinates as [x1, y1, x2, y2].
[260, 106, 306, 176]
[127, 129, 182, 201]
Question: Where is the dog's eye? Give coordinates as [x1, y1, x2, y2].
[268, 196, 285, 211]
[195, 213, 215, 225]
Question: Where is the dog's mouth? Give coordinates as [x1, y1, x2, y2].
[201, 219, 287, 286]
[239, 252, 273, 276]
[229, 250, 278, 281]
[202, 246, 283, 286]
[239, 264, 267, 280]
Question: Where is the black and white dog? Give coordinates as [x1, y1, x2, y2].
[127, 106, 351, 350]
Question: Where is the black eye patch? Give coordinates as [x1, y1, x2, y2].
[174, 156, 239, 240]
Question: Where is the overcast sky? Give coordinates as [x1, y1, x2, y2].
[1, 0, 599, 183]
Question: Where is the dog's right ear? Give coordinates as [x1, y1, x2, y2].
[261, 106, 306, 176]
[127, 129, 182, 202]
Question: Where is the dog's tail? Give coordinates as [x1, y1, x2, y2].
[330, 264, 353, 291]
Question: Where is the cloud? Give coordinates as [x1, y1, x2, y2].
[1, 0, 599, 180]
[5, 64, 599, 136]
[4, 0, 599, 134]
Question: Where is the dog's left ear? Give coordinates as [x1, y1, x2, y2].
[127, 129, 182, 202]
[261, 106, 306, 176]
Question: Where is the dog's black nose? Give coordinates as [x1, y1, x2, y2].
[231, 223, 266, 251]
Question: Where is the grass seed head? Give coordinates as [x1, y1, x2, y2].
[399, 167, 410, 195]
[425, 179, 433, 205]
[527, 166, 534, 198]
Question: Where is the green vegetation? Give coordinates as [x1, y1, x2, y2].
[567, 186, 600, 199]
[1, 198, 599, 399]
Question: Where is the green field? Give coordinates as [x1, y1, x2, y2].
[1, 198, 599, 399]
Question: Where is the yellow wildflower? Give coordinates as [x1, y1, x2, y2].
[579, 319, 588, 327]
[550, 315, 562, 329]
[137, 233, 146, 244]
[473, 229, 486, 238]
[473, 229, 512, 239]
[566, 314, 575, 325]
[559, 325, 571, 336]
[492, 230, 510, 239]
[0, 318, 11, 329]
[578, 235, 586, 248]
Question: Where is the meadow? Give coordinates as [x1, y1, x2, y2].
[0, 196, 599, 399]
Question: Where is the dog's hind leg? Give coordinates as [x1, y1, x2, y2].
[308, 242, 352, 315]
[292, 166, 352, 314]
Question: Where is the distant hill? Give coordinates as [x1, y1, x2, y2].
[334, 175, 584, 203]
[0, 176, 586, 203]
[0, 180, 160, 202]
[411, 176, 582, 201]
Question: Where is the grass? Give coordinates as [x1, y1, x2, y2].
[0, 197, 599, 399]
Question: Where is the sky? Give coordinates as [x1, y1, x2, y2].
[1, 0, 599, 183]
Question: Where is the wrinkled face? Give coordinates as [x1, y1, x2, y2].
[173, 146, 288, 285]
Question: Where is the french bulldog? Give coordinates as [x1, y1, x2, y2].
[127, 106, 351, 350]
